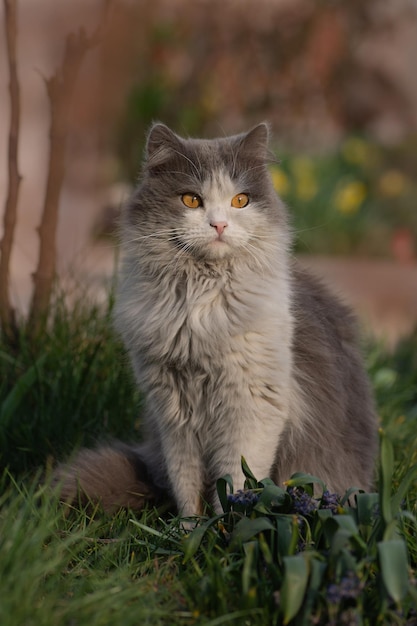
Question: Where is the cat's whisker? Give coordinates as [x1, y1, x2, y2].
[294, 224, 327, 235]
[124, 230, 184, 244]
[245, 162, 272, 173]
[242, 235, 276, 255]
[170, 239, 203, 275]
[236, 241, 267, 272]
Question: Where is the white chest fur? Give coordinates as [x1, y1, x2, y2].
[118, 255, 292, 371]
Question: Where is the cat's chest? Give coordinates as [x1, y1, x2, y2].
[140, 269, 288, 365]
[170, 275, 235, 356]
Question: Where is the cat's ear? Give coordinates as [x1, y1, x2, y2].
[237, 123, 270, 161]
[145, 123, 183, 168]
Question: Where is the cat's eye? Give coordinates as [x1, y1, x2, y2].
[181, 193, 202, 209]
[231, 193, 249, 209]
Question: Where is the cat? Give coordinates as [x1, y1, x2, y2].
[54, 123, 377, 517]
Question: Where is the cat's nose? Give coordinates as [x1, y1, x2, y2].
[210, 221, 228, 235]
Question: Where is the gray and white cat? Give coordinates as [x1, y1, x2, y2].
[55, 123, 377, 517]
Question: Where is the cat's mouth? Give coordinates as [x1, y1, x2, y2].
[205, 234, 235, 259]
[173, 233, 232, 261]
[210, 234, 230, 248]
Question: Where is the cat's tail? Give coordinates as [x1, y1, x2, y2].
[52, 442, 164, 513]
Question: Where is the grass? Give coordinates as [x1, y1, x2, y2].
[1, 299, 416, 625]
[0, 297, 141, 475]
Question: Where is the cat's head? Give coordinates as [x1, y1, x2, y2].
[126, 123, 289, 264]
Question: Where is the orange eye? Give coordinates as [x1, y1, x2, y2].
[181, 193, 202, 208]
[231, 193, 249, 209]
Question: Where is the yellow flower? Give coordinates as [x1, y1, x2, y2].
[334, 181, 367, 215]
[270, 166, 290, 196]
[291, 157, 318, 201]
[342, 137, 373, 166]
[378, 169, 408, 197]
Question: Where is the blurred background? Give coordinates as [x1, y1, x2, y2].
[1, 0, 416, 344]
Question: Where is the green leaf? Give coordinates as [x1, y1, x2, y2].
[340, 486, 363, 506]
[297, 556, 326, 625]
[256, 484, 288, 512]
[284, 473, 325, 493]
[317, 508, 333, 522]
[259, 477, 276, 488]
[356, 492, 379, 527]
[258, 532, 273, 566]
[324, 515, 367, 559]
[355, 492, 380, 542]
[230, 516, 274, 547]
[216, 474, 234, 513]
[182, 525, 209, 562]
[182, 514, 225, 562]
[329, 528, 353, 555]
[241, 456, 259, 489]
[242, 541, 257, 596]
[288, 515, 301, 557]
[379, 430, 394, 525]
[378, 539, 410, 603]
[275, 515, 295, 558]
[281, 554, 309, 624]
[325, 514, 359, 537]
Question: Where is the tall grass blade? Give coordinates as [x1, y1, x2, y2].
[216, 474, 234, 512]
[182, 514, 225, 562]
[379, 430, 395, 525]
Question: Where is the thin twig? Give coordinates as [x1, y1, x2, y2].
[0, 0, 21, 337]
[29, 2, 112, 329]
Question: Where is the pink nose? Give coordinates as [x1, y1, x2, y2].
[210, 221, 228, 235]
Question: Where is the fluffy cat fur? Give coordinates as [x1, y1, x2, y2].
[54, 123, 377, 517]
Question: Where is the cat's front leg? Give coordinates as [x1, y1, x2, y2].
[207, 419, 283, 513]
[159, 425, 205, 519]
[141, 366, 206, 519]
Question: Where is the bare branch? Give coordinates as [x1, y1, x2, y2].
[29, 25, 101, 328]
[0, 0, 22, 337]
[29, 1, 115, 330]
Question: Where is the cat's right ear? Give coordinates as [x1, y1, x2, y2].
[145, 123, 183, 169]
[237, 123, 270, 162]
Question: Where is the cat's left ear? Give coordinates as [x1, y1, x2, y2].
[145, 123, 184, 169]
[237, 123, 270, 161]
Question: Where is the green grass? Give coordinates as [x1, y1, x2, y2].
[1, 301, 416, 625]
[0, 297, 141, 475]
